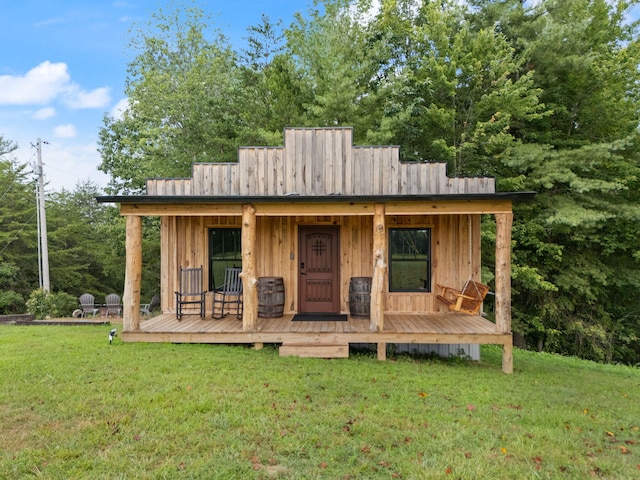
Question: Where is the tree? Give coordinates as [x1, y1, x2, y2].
[98, 5, 256, 194]
[367, 0, 548, 175]
[0, 137, 38, 313]
[472, 0, 640, 362]
[46, 181, 123, 298]
[286, 0, 385, 139]
[240, 15, 309, 141]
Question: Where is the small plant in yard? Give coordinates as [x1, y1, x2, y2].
[26, 289, 78, 319]
[0, 325, 638, 479]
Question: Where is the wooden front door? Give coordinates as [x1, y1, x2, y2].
[298, 226, 340, 313]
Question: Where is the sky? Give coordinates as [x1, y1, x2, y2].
[0, 0, 306, 192]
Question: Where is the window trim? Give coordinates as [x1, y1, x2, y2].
[388, 227, 432, 293]
[208, 227, 242, 291]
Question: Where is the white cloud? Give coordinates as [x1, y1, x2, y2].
[38, 141, 109, 192]
[64, 86, 111, 109]
[0, 61, 111, 109]
[110, 98, 130, 120]
[33, 107, 57, 120]
[0, 61, 70, 105]
[53, 124, 77, 138]
[34, 16, 66, 28]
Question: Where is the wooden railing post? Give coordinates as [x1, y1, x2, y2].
[241, 204, 258, 332]
[123, 215, 142, 332]
[371, 203, 387, 335]
[495, 212, 513, 373]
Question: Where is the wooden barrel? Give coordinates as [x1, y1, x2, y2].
[349, 277, 371, 318]
[257, 277, 285, 318]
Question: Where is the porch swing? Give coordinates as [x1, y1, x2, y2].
[435, 215, 491, 315]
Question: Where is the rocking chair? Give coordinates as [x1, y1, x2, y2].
[436, 279, 490, 315]
[212, 267, 243, 319]
[175, 266, 206, 320]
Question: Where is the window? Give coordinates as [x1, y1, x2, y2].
[208, 228, 241, 290]
[389, 228, 431, 292]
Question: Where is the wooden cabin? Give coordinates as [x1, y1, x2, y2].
[97, 127, 534, 373]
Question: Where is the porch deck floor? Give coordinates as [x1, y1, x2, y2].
[127, 312, 504, 343]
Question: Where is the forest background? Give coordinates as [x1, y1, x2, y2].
[1, 0, 639, 365]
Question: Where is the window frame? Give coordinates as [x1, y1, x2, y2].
[208, 228, 242, 291]
[388, 227, 432, 293]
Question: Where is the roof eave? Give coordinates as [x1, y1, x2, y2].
[96, 192, 536, 204]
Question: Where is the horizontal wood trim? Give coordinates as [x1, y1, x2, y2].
[256, 202, 376, 216]
[385, 200, 513, 215]
[122, 331, 511, 345]
[121, 201, 512, 217]
[121, 203, 242, 216]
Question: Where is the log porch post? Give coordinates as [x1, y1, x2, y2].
[241, 204, 258, 332]
[495, 212, 514, 373]
[123, 215, 142, 332]
[371, 204, 387, 346]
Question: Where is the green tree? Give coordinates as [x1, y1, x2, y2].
[46, 181, 123, 298]
[472, 0, 640, 362]
[286, 0, 384, 139]
[0, 137, 38, 313]
[367, 0, 548, 174]
[99, 4, 255, 193]
[240, 15, 309, 141]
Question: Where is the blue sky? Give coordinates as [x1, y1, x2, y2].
[0, 0, 306, 191]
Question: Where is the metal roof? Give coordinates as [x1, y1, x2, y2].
[96, 192, 536, 204]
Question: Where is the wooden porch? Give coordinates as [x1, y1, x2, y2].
[123, 312, 512, 371]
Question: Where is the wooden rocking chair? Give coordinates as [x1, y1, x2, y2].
[436, 279, 490, 315]
[175, 266, 206, 320]
[212, 267, 243, 319]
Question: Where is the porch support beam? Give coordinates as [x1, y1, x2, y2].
[370, 203, 387, 334]
[123, 215, 142, 332]
[118, 199, 516, 217]
[241, 204, 258, 332]
[495, 212, 514, 373]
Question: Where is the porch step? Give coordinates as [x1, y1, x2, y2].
[279, 342, 349, 358]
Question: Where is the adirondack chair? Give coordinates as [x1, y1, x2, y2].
[212, 267, 243, 319]
[175, 266, 206, 320]
[436, 279, 491, 315]
[78, 293, 99, 318]
[140, 294, 160, 316]
[105, 293, 122, 317]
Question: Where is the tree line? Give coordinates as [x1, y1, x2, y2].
[0, 136, 160, 316]
[2, 0, 639, 363]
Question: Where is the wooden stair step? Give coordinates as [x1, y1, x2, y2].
[279, 342, 349, 358]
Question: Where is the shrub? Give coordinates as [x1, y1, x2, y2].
[0, 290, 25, 315]
[26, 289, 79, 319]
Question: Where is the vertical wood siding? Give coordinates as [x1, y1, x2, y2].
[147, 128, 495, 197]
[161, 214, 482, 315]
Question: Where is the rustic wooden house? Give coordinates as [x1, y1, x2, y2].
[98, 127, 534, 373]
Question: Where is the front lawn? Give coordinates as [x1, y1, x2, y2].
[0, 325, 638, 479]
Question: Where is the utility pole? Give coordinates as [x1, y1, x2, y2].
[35, 138, 50, 292]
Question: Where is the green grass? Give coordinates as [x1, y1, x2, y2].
[1, 325, 639, 479]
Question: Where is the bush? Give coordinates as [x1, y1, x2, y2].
[26, 289, 79, 319]
[0, 290, 25, 315]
